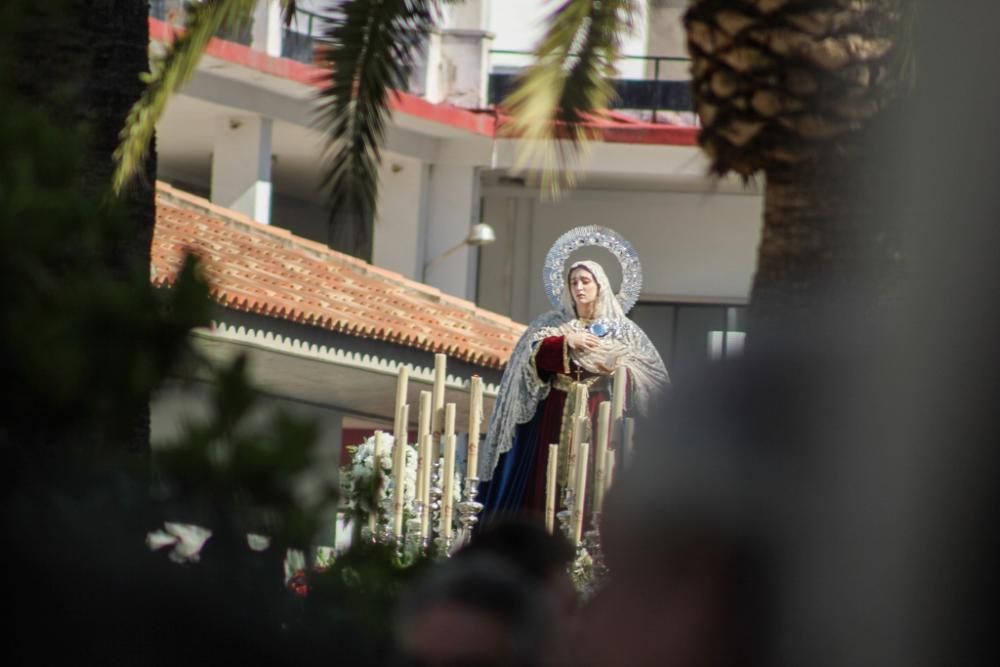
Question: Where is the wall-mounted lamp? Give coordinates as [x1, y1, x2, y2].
[423, 223, 496, 275]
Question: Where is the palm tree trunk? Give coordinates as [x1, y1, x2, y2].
[82, 1, 158, 456]
[79, 1, 158, 273]
[681, 0, 910, 347]
[736, 89, 908, 350]
[747, 118, 906, 348]
[11, 0, 156, 456]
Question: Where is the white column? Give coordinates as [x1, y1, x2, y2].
[372, 156, 429, 280]
[448, 1, 490, 29]
[252, 0, 283, 58]
[438, 0, 494, 107]
[644, 0, 689, 79]
[423, 164, 480, 300]
[210, 115, 273, 225]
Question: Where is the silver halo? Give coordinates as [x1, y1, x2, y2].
[543, 225, 643, 313]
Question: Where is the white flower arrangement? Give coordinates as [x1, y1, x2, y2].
[342, 434, 461, 519]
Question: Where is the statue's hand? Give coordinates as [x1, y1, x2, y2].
[567, 332, 600, 352]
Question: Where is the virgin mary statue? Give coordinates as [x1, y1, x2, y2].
[478, 226, 669, 520]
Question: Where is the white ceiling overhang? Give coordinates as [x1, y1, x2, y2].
[185, 319, 500, 430]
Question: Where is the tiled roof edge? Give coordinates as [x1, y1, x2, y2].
[154, 182, 526, 331]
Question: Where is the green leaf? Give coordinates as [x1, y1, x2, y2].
[504, 0, 637, 196]
[280, 0, 299, 27]
[316, 0, 442, 252]
[112, 0, 260, 194]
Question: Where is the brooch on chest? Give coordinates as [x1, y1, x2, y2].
[586, 319, 621, 338]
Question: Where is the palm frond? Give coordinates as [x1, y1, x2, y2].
[279, 0, 298, 27]
[112, 0, 259, 194]
[504, 0, 637, 195]
[316, 0, 439, 246]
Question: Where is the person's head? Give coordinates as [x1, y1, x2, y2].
[568, 265, 600, 314]
[458, 518, 576, 617]
[562, 260, 627, 323]
[395, 555, 555, 667]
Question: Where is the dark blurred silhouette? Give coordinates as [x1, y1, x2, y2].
[571, 3, 1000, 660]
[574, 362, 775, 667]
[395, 554, 557, 667]
[458, 518, 577, 620]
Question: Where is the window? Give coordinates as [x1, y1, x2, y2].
[630, 301, 746, 384]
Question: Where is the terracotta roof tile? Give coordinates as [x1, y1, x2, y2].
[152, 182, 525, 368]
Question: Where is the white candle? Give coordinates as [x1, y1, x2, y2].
[416, 391, 432, 506]
[575, 381, 589, 418]
[566, 383, 587, 490]
[566, 415, 580, 491]
[418, 390, 432, 440]
[605, 449, 616, 493]
[611, 366, 626, 421]
[373, 429, 386, 467]
[572, 442, 590, 545]
[566, 382, 587, 490]
[467, 376, 483, 479]
[432, 353, 446, 433]
[391, 404, 409, 539]
[545, 444, 559, 534]
[394, 364, 409, 432]
[370, 430, 385, 533]
[441, 433, 457, 539]
[593, 401, 611, 516]
[420, 433, 433, 540]
[622, 417, 635, 470]
[444, 402, 456, 438]
[441, 402, 457, 540]
[623, 417, 635, 471]
[611, 366, 626, 454]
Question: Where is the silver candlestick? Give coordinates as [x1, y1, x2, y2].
[375, 494, 395, 545]
[433, 530, 454, 558]
[556, 487, 574, 541]
[583, 513, 608, 582]
[457, 476, 485, 535]
[406, 499, 427, 555]
[426, 458, 444, 549]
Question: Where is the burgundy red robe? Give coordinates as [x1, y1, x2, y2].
[480, 335, 610, 521]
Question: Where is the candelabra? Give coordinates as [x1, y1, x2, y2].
[556, 487, 574, 541]
[582, 513, 608, 582]
[428, 458, 443, 520]
[457, 477, 484, 535]
[375, 494, 395, 545]
[433, 528, 454, 557]
[425, 458, 444, 553]
[409, 499, 434, 557]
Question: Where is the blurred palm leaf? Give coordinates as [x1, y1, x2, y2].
[113, 0, 300, 194]
[116, 0, 634, 246]
[504, 0, 637, 195]
[280, 0, 298, 26]
[315, 0, 441, 253]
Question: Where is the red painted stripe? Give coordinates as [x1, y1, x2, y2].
[148, 18, 324, 86]
[599, 125, 699, 146]
[387, 92, 497, 137]
[148, 17, 695, 146]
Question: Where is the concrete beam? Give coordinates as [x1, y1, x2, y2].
[211, 114, 273, 224]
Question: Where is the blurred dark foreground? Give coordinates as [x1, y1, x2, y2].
[3, 1, 1000, 666]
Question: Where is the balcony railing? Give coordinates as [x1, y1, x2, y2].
[281, 6, 324, 63]
[148, 6, 691, 118]
[150, 0, 252, 46]
[488, 50, 693, 121]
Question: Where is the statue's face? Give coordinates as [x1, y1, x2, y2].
[569, 267, 599, 309]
